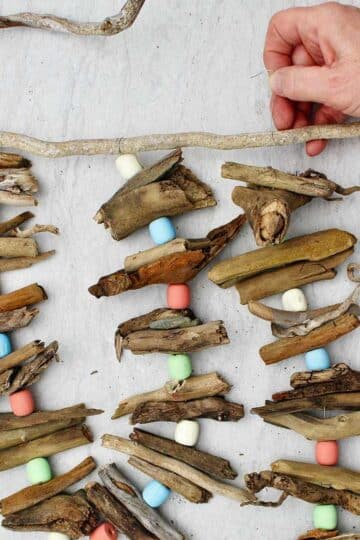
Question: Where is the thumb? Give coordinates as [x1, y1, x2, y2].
[269, 65, 333, 104]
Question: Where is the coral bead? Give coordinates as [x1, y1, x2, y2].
[313, 504, 337, 530]
[48, 534, 71, 540]
[115, 154, 143, 180]
[316, 441, 339, 466]
[282, 288, 308, 311]
[175, 420, 200, 446]
[143, 480, 170, 508]
[305, 348, 331, 371]
[168, 353, 192, 380]
[167, 283, 191, 309]
[9, 388, 35, 416]
[0, 333, 12, 358]
[26, 457, 52, 484]
[90, 523, 117, 540]
[149, 217, 176, 245]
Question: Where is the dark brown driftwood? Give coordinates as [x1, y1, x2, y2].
[95, 149, 216, 240]
[2, 490, 98, 538]
[0, 153, 30, 169]
[0, 283, 47, 312]
[130, 428, 237, 480]
[89, 214, 246, 298]
[252, 392, 360, 416]
[131, 397, 244, 424]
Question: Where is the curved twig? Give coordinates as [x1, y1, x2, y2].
[0, 0, 145, 36]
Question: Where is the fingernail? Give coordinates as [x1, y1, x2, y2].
[269, 71, 284, 96]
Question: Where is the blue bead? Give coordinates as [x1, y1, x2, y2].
[142, 480, 170, 508]
[0, 334, 12, 358]
[305, 348, 331, 371]
[149, 217, 176, 245]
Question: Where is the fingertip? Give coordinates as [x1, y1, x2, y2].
[271, 94, 295, 130]
[306, 139, 327, 156]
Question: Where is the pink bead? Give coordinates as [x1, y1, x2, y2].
[90, 523, 117, 540]
[9, 389, 35, 417]
[167, 283, 191, 309]
[316, 441, 339, 466]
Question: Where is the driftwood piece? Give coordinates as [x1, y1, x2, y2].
[9, 223, 58, 238]
[0, 156, 38, 206]
[0, 340, 45, 373]
[348, 262, 360, 283]
[0, 251, 55, 272]
[125, 239, 188, 273]
[0, 237, 38, 258]
[131, 397, 244, 424]
[99, 463, 184, 540]
[208, 228, 356, 289]
[130, 428, 237, 480]
[2, 490, 98, 538]
[89, 214, 246, 298]
[299, 533, 360, 540]
[113, 372, 230, 418]
[0, 283, 47, 312]
[0, 211, 34, 235]
[0, 307, 39, 332]
[252, 392, 360, 416]
[102, 435, 257, 504]
[129, 456, 211, 503]
[0, 153, 30, 169]
[95, 149, 216, 240]
[0, 457, 96, 516]
[291, 363, 352, 388]
[86, 482, 156, 539]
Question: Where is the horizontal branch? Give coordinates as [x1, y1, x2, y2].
[0, 340, 44, 373]
[0, 283, 47, 312]
[252, 392, 360, 416]
[0, 307, 38, 333]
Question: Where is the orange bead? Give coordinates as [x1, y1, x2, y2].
[316, 441, 339, 466]
[90, 524, 117, 540]
[167, 283, 191, 309]
[9, 389, 35, 417]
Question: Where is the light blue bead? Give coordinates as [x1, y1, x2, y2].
[305, 348, 331, 371]
[149, 217, 176, 245]
[142, 480, 170, 508]
[0, 333, 12, 358]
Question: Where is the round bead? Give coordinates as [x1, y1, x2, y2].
[305, 348, 331, 371]
[90, 523, 117, 540]
[316, 441, 339, 466]
[0, 333, 12, 358]
[313, 504, 337, 530]
[142, 480, 170, 508]
[48, 534, 71, 540]
[26, 457, 52, 485]
[168, 353, 192, 380]
[149, 217, 176, 245]
[115, 154, 143, 180]
[167, 283, 191, 309]
[175, 420, 200, 446]
[282, 288, 308, 311]
[9, 388, 35, 416]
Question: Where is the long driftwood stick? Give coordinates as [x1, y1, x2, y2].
[130, 428, 237, 480]
[0, 457, 96, 516]
[299, 532, 360, 540]
[113, 372, 230, 418]
[0, 0, 145, 36]
[290, 362, 353, 388]
[0, 283, 47, 312]
[102, 435, 257, 504]
[131, 397, 244, 424]
[99, 464, 184, 540]
[0, 340, 45, 373]
[0, 211, 34, 235]
[2, 490, 98, 538]
[252, 392, 360, 416]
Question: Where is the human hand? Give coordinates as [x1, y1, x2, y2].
[263, 2, 360, 156]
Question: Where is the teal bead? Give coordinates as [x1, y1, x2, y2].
[26, 457, 52, 485]
[168, 353, 192, 380]
[313, 504, 337, 530]
[0, 333, 12, 358]
[149, 217, 176, 245]
[305, 348, 331, 371]
[143, 480, 170, 508]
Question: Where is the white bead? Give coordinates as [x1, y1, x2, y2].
[174, 420, 200, 446]
[48, 534, 71, 540]
[115, 154, 143, 180]
[282, 288, 308, 311]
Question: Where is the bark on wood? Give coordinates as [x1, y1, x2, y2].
[0, 457, 96, 516]
[0, 161, 38, 206]
[0, 153, 31, 169]
[113, 372, 230, 419]
[86, 482, 156, 539]
[0, 283, 47, 312]
[125, 239, 188, 273]
[0, 307, 39, 332]
[252, 392, 360, 416]
[0, 424, 92, 471]
[129, 456, 211, 503]
[89, 214, 246, 298]
[102, 435, 257, 504]
[130, 428, 237, 480]
[99, 463, 184, 540]
[0, 211, 34, 235]
[131, 397, 244, 424]
[0, 0, 145, 36]
[0, 340, 45, 373]
[290, 362, 352, 388]
[2, 490, 98, 538]
[0, 237, 38, 258]
[208, 228, 356, 289]
[95, 149, 216, 240]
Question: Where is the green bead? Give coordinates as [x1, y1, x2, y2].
[168, 354, 192, 380]
[26, 457, 52, 485]
[313, 504, 337, 530]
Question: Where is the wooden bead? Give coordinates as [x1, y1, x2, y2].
[115, 154, 143, 180]
[175, 420, 200, 446]
[167, 283, 191, 309]
[316, 441, 339, 466]
[142, 480, 170, 508]
[9, 388, 35, 417]
[90, 523, 117, 540]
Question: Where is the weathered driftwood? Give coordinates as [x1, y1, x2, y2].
[99, 463, 184, 540]
[86, 482, 156, 539]
[291, 362, 351, 388]
[131, 397, 244, 424]
[95, 149, 216, 240]
[0, 211, 34, 235]
[348, 262, 360, 283]
[89, 214, 246, 298]
[0, 424, 92, 471]
[130, 428, 237, 480]
[298, 531, 359, 540]
[102, 435, 257, 504]
[0, 237, 38, 258]
[8, 223, 58, 238]
[2, 490, 98, 538]
[0, 153, 30, 169]
[0, 154, 38, 206]
[0, 457, 96, 516]
[0, 340, 45, 373]
[0, 0, 145, 36]
[0, 251, 55, 272]
[113, 372, 230, 418]
[245, 470, 360, 515]
[0, 283, 47, 312]
[0, 307, 39, 332]
[252, 392, 360, 416]
[125, 239, 189, 273]
[129, 456, 211, 503]
[208, 228, 356, 289]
